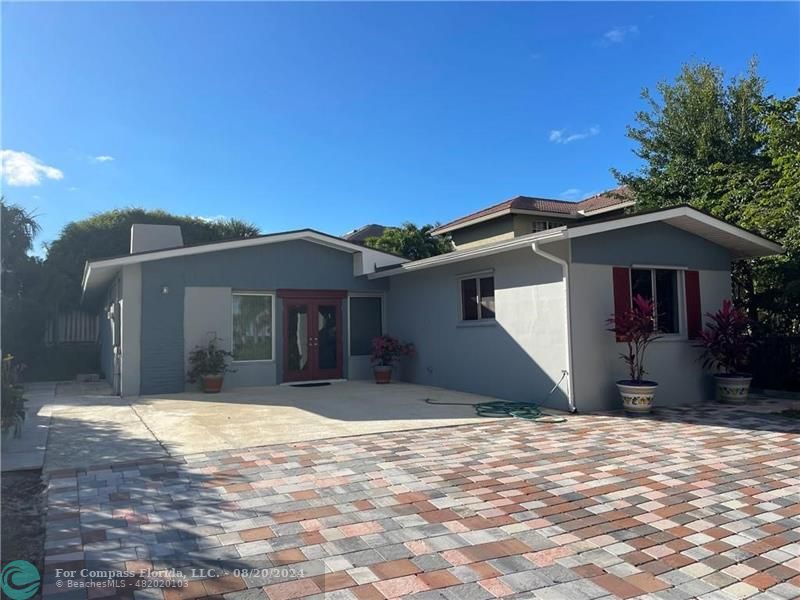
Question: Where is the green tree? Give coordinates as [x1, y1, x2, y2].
[44, 208, 260, 308]
[613, 60, 767, 218]
[364, 222, 452, 261]
[1, 200, 49, 361]
[614, 60, 799, 332]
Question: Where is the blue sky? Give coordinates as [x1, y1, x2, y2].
[3, 2, 798, 254]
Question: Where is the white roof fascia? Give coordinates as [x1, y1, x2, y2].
[368, 228, 567, 279]
[564, 206, 784, 257]
[576, 201, 636, 216]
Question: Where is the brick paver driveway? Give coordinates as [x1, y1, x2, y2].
[44, 404, 800, 600]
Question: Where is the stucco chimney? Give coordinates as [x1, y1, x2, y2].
[130, 224, 184, 254]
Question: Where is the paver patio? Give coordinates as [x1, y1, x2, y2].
[42, 402, 800, 600]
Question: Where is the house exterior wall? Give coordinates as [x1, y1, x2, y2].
[568, 223, 732, 412]
[386, 247, 571, 411]
[450, 215, 515, 249]
[138, 240, 388, 394]
[512, 215, 568, 236]
[120, 264, 142, 397]
[99, 273, 121, 382]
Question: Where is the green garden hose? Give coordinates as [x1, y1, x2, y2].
[423, 399, 567, 422]
[422, 371, 568, 423]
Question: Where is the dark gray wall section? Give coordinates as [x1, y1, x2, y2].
[451, 215, 514, 248]
[570, 222, 731, 270]
[140, 240, 388, 394]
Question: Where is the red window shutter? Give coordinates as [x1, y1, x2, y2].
[685, 270, 702, 339]
[612, 267, 631, 342]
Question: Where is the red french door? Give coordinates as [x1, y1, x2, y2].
[280, 290, 345, 382]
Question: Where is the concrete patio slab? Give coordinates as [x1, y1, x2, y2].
[130, 381, 499, 456]
[38, 381, 502, 472]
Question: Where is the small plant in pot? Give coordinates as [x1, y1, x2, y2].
[607, 295, 661, 414]
[371, 335, 415, 384]
[696, 300, 757, 404]
[187, 337, 235, 393]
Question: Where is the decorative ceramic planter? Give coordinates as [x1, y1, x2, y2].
[616, 381, 658, 414]
[715, 374, 752, 404]
[201, 374, 224, 393]
[374, 365, 393, 384]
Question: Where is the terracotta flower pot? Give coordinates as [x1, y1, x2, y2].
[373, 365, 392, 384]
[616, 381, 658, 414]
[715, 374, 752, 404]
[201, 374, 224, 393]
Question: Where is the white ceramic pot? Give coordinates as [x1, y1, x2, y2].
[617, 381, 658, 414]
[715, 374, 752, 404]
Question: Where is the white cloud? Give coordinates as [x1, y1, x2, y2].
[195, 215, 229, 223]
[602, 25, 639, 45]
[560, 188, 582, 200]
[0, 150, 64, 186]
[548, 126, 600, 145]
[93, 155, 114, 163]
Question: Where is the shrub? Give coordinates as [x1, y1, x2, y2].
[697, 300, 757, 375]
[2, 355, 27, 436]
[371, 335, 415, 367]
[187, 337, 234, 382]
[607, 295, 661, 383]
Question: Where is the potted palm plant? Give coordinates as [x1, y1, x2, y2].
[607, 295, 661, 414]
[371, 335, 415, 384]
[696, 300, 757, 404]
[187, 337, 235, 393]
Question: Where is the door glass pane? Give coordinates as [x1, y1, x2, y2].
[317, 304, 338, 370]
[350, 297, 382, 356]
[479, 277, 495, 319]
[655, 269, 679, 333]
[287, 304, 309, 373]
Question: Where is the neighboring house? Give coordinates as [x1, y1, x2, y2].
[81, 192, 782, 412]
[342, 224, 388, 244]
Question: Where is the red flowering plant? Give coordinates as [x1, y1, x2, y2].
[696, 300, 756, 375]
[371, 335, 415, 367]
[607, 295, 662, 384]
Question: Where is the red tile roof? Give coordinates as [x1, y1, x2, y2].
[433, 187, 633, 233]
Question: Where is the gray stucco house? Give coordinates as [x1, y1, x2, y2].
[81, 190, 782, 412]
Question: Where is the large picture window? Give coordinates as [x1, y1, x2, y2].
[460, 274, 495, 321]
[232, 293, 273, 361]
[630, 268, 681, 334]
[349, 296, 383, 356]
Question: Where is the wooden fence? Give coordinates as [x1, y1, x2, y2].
[44, 310, 99, 345]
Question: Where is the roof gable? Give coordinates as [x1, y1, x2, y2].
[431, 187, 634, 234]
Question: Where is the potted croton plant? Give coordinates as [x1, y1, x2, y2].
[371, 335, 415, 384]
[607, 295, 661, 414]
[696, 300, 757, 404]
[187, 337, 235, 393]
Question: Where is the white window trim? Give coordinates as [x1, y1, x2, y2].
[457, 270, 496, 323]
[231, 291, 276, 363]
[532, 220, 555, 233]
[629, 268, 687, 341]
[347, 292, 386, 357]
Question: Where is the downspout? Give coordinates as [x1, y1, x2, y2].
[531, 240, 577, 413]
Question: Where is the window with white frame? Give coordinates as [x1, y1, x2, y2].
[460, 274, 495, 321]
[232, 292, 274, 360]
[630, 268, 681, 334]
[532, 220, 552, 233]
